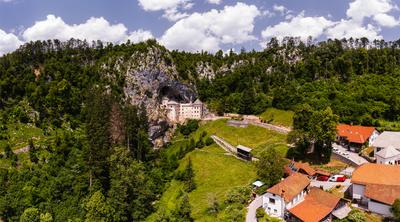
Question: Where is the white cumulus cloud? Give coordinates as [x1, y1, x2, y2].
[0, 29, 23, 56]
[347, 0, 395, 22]
[261, 0, 398, 43]
[325, 19, 382, 40]
[127, 29, 154, 43]
[261, 12, 334, 41]
[273, 4, 287, 15]
[207, 0, 222, 4]
[22, 15, 128, 43]
[137, 0, 192, 21]
[160, 2, 260, 52]
[373, 13, 399, 27]
[0, 15, 153, 56]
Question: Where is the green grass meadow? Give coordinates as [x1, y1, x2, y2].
[258, 108, 294, 128]
[196, 119, 288, 157]
[147, 144, 256, 221]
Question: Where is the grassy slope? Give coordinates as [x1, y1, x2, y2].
[0, 122, 44, 152]
[147, 144, 256, 221]
[197, 119, 288, 157]
[258, 108, 294, 128]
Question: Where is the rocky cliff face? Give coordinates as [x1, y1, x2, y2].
[101, 46, 197, 147]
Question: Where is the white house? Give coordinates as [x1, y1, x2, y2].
[351, 163, 400, 217]
[161, 98, 204, 122]
[372, 131, 400, 165]
[263, 173, 310, 218]
[375, 146, 400, 165]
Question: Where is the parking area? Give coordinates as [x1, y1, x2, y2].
[332, 143, 368, 166]
[311, 179, 351, 191]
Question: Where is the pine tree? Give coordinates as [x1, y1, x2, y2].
[84, 88, 112, 190]
[184, 158, 196, 192]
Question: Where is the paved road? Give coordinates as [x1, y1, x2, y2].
[246, 195, 263, 222]
[333, 143, 368, 166]
[311, 179, 351, 191]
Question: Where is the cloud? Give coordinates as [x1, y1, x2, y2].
[373, 13, 399, 27]
[127, 29, 154, 43]
[325, 19, 382, 40]
[346, 0, 399, 27]
[0, 15, 153, 55]
[347, 0, 395, 22]
[273, 4, 287, 15]
[22, 15, 128, 43]
[261, 12, 334, 41]
[207, 0, 222, 4]
[160, 2, 260, 52]
[261, 0, 398, 43]
[0, 29, 22, 56]
[137, 0, 192, 21]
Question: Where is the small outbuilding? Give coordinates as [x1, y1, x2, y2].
[236, 145, 252, 160]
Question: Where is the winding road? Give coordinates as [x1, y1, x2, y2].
[246, 196, 263, 222]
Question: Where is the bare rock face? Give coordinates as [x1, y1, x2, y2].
[101, 46, 196, 147]
[196, 60, 249, 79]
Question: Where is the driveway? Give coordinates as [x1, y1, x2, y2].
[246, 195, 263, 222]
[311, 179, 351, 191]
[332, 143, 368, 166]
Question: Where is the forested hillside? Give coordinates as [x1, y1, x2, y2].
[173, 37, 400, 128]
[0, 37, 400, 221]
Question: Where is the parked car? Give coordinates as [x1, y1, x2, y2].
[317, 175, 329, 181]
[328, 175, 346, 182]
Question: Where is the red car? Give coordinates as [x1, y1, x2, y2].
[317, 175, 329, 181]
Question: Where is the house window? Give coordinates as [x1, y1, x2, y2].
[269, 198, 275, 204]
[274, 209, 277, 213]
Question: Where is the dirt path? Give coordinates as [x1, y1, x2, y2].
[249, 122, 291, 134]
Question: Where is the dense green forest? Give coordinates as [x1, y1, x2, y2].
[0, 37, 400, 221]
[173, 37, 400, 129]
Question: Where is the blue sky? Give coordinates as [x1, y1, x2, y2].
[0, 0, 399, 55]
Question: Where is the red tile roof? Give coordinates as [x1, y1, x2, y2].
[267, 173, 310, 203]
[285, 161, 316, 176]
[288, 187, 340, 222]
[336, 124, 376, 144]
[351, 163, 400, 186]
[364, 184, 400, 205]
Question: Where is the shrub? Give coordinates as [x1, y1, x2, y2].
[205, 137, 214, 146]
[256, 208, 266, 219]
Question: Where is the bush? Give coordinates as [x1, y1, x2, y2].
[225, 186, 251, 205]
[200, 131, 207, 138]
[196, 139, 204, 149]
[347, 209, 367, 222]
[205, 137, 214, 146]
[392, 198, 400, 221]
[256, 208, 266, 219]
[179, 120, 199, 137]
[207, 194, 220, 215]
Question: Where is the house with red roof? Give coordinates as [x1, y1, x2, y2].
[336, 124, 379, 152]
[351, 163, 400, 217]
[262, 173, 344, 221]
